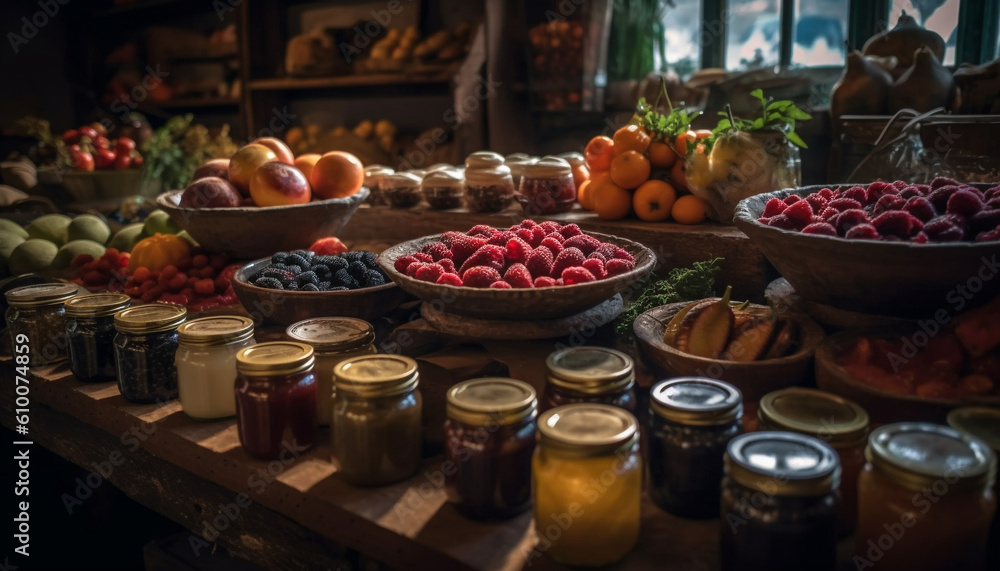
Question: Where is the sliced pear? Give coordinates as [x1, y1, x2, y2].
[722, 318, 777, 362]
[763, 320, 799, 360]
[663, 300, 701, 346]
[676, 286, 734, 359]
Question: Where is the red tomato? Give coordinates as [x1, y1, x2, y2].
[95, 148, 116, 169]
[113, 154, 131, 170]
[115, 137, 136, 152]
[78, 126, 98, 140]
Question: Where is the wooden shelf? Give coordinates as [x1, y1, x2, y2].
[247, 71, 455, 92]
[154, 97, 240, 109]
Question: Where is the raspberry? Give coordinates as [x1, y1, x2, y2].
[167, 272, 188, 291]
[458, 244, 506, 275]
[544, 232, 566, 244]
[412, 252, 434, 263]
[515, 228, 536, 246]
[462, 266, 502, 288]
[903, 196, 937, 222]
[526, 247, 555, 279]
[447, 235, 488, 266]
[912, 232, 929, 244]
[898, 186, 924, 200]
[970, 209, 1000, 234]
[801, 222, 837, 236]
[533, 276, 558, 287]
[606, 258, 635, 277]
[976, 225, 1000, 242]
[891, 180, 908, 190]
[828, 197, 864, 213]
[923, 216, 965, 242]
[438, 258, 457, 274]
[466, 224, 498, 237]
[607, 246, 635, 263]
[872, 194, 906, 215]
[832, 209, 870, 235]
[805, 194, 828, 214]
[551, 247, 586, 278]
[71, 254, 94, 268]
[539, 221, 562, 234]
[503, 263, 534, 288]
[986, 186, 1000, 200]
[487, 230, 516, 247]
[762, 197, 787, 218]
[82, 270, 105, 286]
[820, 207, 839, 221]
[930, 177, 960, 190]
[987, 197, 1000, 210]
[844, 224, 879, 240]
[141, 285, 165, 303]
[209, 254, 228, 271]
[817, 188, 837, 200]
[561, 267, 596, 285]
[872, 211, 921, 239]
[587, 251, 607, 262]
[505, 237, 532, 265]
[783, 199, 813, 227]
[192, 254, 209, 269]
[406, 261, 428, 278]
[946, 189, 984, 218]
[582, 258, 607, 279]
[764, 214, 798, 230]
[520, 219, 538, 228]
[539, 236, 564, 257]
[865, 182, 893, 199]
[928, 185, 962, 212]
[414, 263, 445, 283]
[842, 186, 868, 204]
[782, 194, 802, 206]
[194, 278, 216, 295]
[563, 234, 602, 255]
[559, 223, 583, 238]
[421, 242, 452, 261]
[132, 266, 151, 283]
[213, 275, 231, 292]
[436, 273, 463, 286]
[489, 281, 513, 289]
[914, 184, 931, 195]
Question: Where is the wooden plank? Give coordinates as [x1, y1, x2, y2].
[247, 71, 455, 92]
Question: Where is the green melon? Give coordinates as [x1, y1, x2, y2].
[66, 214, 111, 245]
[25, 214, 72, 245]
[0, 218, 28, 239]
[53, 240, 107, 270]
[108, 223, 145, 252]
[9, 239, 58, 275]
[142, 209, 181, 237]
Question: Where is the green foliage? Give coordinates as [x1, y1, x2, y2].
[141, 114, 238, 191]
[11, 116, 68, 167]
[706, 89, 812, 152]
[635, 78, 701, 146]
[616, 257, 722, 339]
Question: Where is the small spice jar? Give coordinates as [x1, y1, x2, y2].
[332, 355, 422, 486]
[64, 293, 131, 382]
[855, 423, 997, 571]
[5, 283, 79, 367]
[176, 316, 255, 420]
[533, 404, 641, 566]
[465, 150, 505, 170]
[648, 378, 743, 518]
[541, 347, 636, 413]
[506, 156, 538, 189]
[721, 432, 841, 571]
[464, 165, 515, 213]
[948, 407, 1000, 571]
[557, 151, 589, 190]
[285, 317, 377, 426]
[382, 172, 423, 208]
[518, 156, 576, 215]
[235, 341, 317, 460]
[758, 387, 869, 536]
[421, 168, 465, 210]
[445, 378, 537, 520]
[363, 164, 394, 206]
[113, 304, 187, 403]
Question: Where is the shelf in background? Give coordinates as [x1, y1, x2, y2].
[247, 71, 455, 92]
[153, 97, 241, 109]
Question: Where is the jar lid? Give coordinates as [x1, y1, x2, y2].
[464, 165, 512, 187]
[650, 378, 743, 426]
[334, 354, 419, 397]
[537, 404, 638, 457]
[426, 163, 455, 173]
[382, 172, 423, 189]
[285, 317, 375, 353]
[867, 422, 997, 492]
[5, 283, 79, 307]
[236, 341, 314, 377]
[546, 347, 634, 395]
[421, 169, 464, 189]
[363, 164, 394, 184]
[465, 151, 505, 169]
[725, 431, 841, 497]
[525, 156, 572, 177]
[114, 303, 187, 334]
[178, 315, 254, 346]
[447, 377, 537, 426]
[758, 388, 869, 447]
[948, 407, 1000, 453]
[505, 152, 531, 162]
[556, 152, 586, 167]
[64, 293, 131, 318]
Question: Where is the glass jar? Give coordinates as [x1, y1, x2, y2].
[532, 404, 641, 567]
[64, 293, 131, 382]
[445, 377, 537, 520]
[541, 347, 636, 413]
[382, 172, 423, 208]
[5, 283, 79, 367]
[176, 316, 255, 420]
[758, 387, 869, 536]
[557, 151, 589, 191]
[285, 317, 377, 426]
[235, 341, 317, 460]
[421, 168, 465, 210]
[464, 150, 505, 170]
[517, 156, 576, 215]
[648, 378, 744, 518]
[506, 156, 538, 190]
[113, 304, 187, 403]
[855, 423, 997, 571]
[464, 165, 515, 213]
[363, 164, 394, 206]
[721, 432, 841, 571]
[332, 355, 422, 486]
[948, 407, 1000, 571]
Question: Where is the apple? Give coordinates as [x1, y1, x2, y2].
[250, 161, 311, 207]
[95, 148, 116, 169]
[69, 146, 94, 172]
[115, 137, 136, 153]
[253, 137, 295, 165]
[293, 154, 321, 181]
[228, 144, 277, 196]
[180, 177, 242, 208]
[193, 158, 231, 180]
[114, 154, 131, 169]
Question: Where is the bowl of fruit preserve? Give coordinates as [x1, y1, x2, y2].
[733, 180, 1000, 317]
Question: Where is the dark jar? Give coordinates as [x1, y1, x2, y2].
[648, 378, 743, 518]
[421, 169, 465, 210]
[720, 431, 841, 571]
[444, 377, 537, 520]
[235, 341, 318, 461]
[65, 293, 131, 382]
[464, 165, 515, 213]
[5, 283, 79, 367]
[541, 347, 636, 413]
[113, 303, 187, 403]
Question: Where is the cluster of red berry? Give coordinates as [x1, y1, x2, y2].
[70, 248, 130, 289]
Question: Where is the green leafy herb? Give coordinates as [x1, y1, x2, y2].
[141, 114, 238, 191]
[635, 78, 701, 145]
[616, 257, 722, 339]
[704, 89, 811, 152]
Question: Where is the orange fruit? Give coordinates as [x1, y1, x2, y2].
[648, 141, 677, 169]
[674, 130, 696, 157]
[670, 157, 688, 191]
[309, 151, 364, 200]
[694, 129, 713, 140]
[612, 124, 651, 155]
[632, 180, 677, 222]
[572, 163, 590, 190]
[584, 136, 614, 171]
[610, 150, 651, 190]
[576, 172, 604, 211]
[293, 153, 322, 180]
[590, 177, 632, 220]
[671, 194, 708, 224]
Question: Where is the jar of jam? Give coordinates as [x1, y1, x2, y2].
[285, 317, 377, 426]
[235, 341, 317, 460]
[557, 151, 589, 190]
[464, 150, 505, 170]
[445, 377, 537, 520]
[948, 407, 1000, 571]
[542, 347, 636, 413]
[332, 355, 422, 486]
[533, 404, 641, 566]
[113, 303, 187, 403]
[5, 283, 79, 367]
[176, 316, 255, 420]
[855, 423, 997, 571]
[363, 164, 394, 206]
[506, 156, 538, 190]
[421, 168, 465, 210]
[758, 387, 869, 536]
[517, 156, 576, 215]
[648, 377, 743, 518]
[721, 432, 841, 571]
[382, 172, 423, 208]
[64, 293, 131, 382]
[464, 165, 515, 213]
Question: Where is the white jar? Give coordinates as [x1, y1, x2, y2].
[176, 316, 256, 420]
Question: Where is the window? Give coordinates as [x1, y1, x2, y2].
[662, 0, 703, 79]
[888, 0, 959, 65]
[725, 0, 781, 70]
[791, 0, 848, 66]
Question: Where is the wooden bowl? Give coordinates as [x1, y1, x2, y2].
[733, 184, 1000, 317]
[232, 256, 413, 326]
[156, 188, 368, 259]
[61, 170, 153, 202]
[634, 301, 825, 403]
[376, 232, 656, 320]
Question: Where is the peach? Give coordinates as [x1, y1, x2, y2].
[179, 177, 241, 208]
[310, 151, 364, 200]
[250, 161, 311, 207]
[253, 137, 295, 165]
[294, 154, 322, 181]
[193, 158, 231, 180]
[228, 144, 277, 196]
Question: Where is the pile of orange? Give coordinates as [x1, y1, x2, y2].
[578, 125, 711, 224]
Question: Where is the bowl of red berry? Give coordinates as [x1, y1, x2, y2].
[377, 220, 657, 320]
[734, 180, 1000, 317]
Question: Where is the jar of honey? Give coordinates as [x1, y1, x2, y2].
[176, 316, 255, 420]
[948, 407, 1000, 571]
[541, 347, 636, 413]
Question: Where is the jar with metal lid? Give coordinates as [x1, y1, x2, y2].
[758, 387, 869, 536]
[518, 156, 576, 215]
[464, 150, 505, 170]
[948, 407, 1000, 571]
[332, 355, 422, 485]
[506, 156, 538, 189]
[285, 317, 377, 426]
[557, 151, 589, 191]
[721, 431, 841, 571]
[382, 172, 423, 208]
[445, 378, 537, 520]
[855, 422, 997, 571]
[363, 164, 394, 206]
[64, 293, 131, 381]
[5, 283, 79, 367]
[421, 168, 465, 210]
[464, 165, 515, 213]
[176, 316, 255, 420]
[235, 341, 317, 460]
[113, 303, 187, 403]
[648, 378, 743, 518]
[542, 347, 636, 413]
[532, 404, 641, 566]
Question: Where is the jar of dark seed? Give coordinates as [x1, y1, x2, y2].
[464, 165, 515, 213]
[421, 168, 465, 210]
[65, 293, 131, 382]
[383, 172, 423, 208]
[113, 303, 187, 403]
[5, 283, 80, 367]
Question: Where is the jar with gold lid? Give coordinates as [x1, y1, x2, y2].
[445, 377, 537, 520]
[518, 156, 576, 215]
[332, 355, 422, 485]
[113, 303, 187, 403]
[363, 164, 394, 206]
[464, 151, 505, 170]
[64, 293, 131, 381]
[556, 151, 589, 191]
[532, 404, 641, 566]
[5, 283, 79, 367]
[506, 156, 538, 189]
[235, 341, 317, 460]
[421, 168, 465, 210]
[949, 407, 1000, 570]
[176, 316, 255, 420]
[541, 347, 636, 413]
[464, 165, 515, 213]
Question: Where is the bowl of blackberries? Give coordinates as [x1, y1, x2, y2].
[232, 249, 414, 325]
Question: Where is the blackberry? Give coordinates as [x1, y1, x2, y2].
[259, 267, 295, 284]
[330, 286, 349, 291]
[285, 281, 300, 291]
[270, 263, 290, 271]
[327, 257, 349, 271]
[347, 261, 368, 278]
[361, 270, 386, 287]
[271, 252, 289, 264]
[254, 277, 283, 289]
[317, 281, 332, 290]
[313, 265, 333, 280]
[314, 255, 341, 267]
[300, 283, 320, 292]
[293, 250, 314, 260]
[343, 251, 364, 262]
[333, 269, 360, 289]
[286, 254, 310, 271]
[297, 271, 319, 285]
[359, 251, 378, 267]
